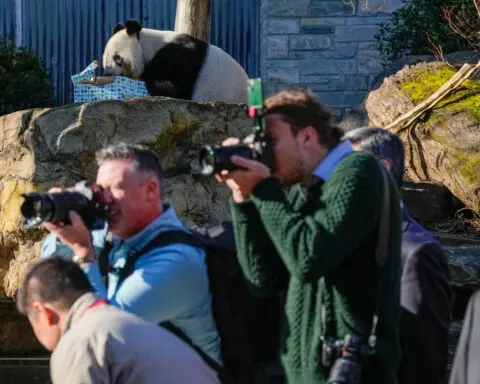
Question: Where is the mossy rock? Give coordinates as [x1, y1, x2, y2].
[0, 98, 252, 298]
[366, 61, 480, 213]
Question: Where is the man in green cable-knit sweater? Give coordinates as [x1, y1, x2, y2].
[216, 88, 402, 384]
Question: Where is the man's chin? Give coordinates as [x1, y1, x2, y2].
[272, 173, 292, 187]
[107, 217, 120, 231]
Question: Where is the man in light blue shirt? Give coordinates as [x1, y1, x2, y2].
[40, 142, 221, 365]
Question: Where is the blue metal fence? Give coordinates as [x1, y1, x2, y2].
[0, 0, 15, 41]
[1, 0, 260, 104]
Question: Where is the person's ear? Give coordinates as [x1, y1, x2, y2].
[32, 302, 59, 326]
[143, 176, 160, 201]
[299, 126, 319, 149]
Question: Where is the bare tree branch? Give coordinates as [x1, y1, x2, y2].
[441, 0, 480, 49]
[427, 35, 446, 62]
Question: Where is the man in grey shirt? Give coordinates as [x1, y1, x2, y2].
[449, 289, 480, 383]
[16, 256, 220, 384]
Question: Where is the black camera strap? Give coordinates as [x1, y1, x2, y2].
[321, 162, 391, 346]
[368, 164, 391, 346]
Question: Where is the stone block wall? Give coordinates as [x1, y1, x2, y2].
[260, 0, 396, 119]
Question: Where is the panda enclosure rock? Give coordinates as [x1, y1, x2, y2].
[0, 97, 253, 298]
[0, 97, 254, 354]
[365, 61, 480, 214]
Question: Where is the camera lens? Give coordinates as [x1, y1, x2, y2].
[198, 144, 255, 176]
[20, 193, 55, 226]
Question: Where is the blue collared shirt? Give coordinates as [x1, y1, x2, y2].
[313, 140, 355, 181]
[41, 206, 222, 364]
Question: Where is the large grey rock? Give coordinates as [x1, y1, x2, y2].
[400, 180, 461, 224]
[445, 244, 480, 290]
[0, 97, 252, 356]
[0, 97, 252, 298]
[340, 50, 480, 128]
[365, 61, 480, 213]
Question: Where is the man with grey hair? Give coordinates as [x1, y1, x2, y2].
[343, 127, 452, 384]
[40, 142, 222, 366]
[16, 256, 219, 384]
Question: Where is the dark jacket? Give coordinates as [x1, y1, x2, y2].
[399, 208, 452, 384]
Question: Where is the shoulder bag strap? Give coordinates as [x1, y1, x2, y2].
[116, 230, 201, 287]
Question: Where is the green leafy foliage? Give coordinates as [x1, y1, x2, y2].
[375, 0, 475, 66]
[0, 37, 56, 116]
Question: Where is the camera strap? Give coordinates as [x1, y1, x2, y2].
[368, 164, 392, 346]
[98, 232, 114, 287]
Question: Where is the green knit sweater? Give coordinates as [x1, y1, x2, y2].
[230, 152, 402, 384]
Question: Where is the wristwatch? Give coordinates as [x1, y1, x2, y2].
[73, 253, 96, 265]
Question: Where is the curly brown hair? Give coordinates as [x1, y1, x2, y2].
[264, 88, 344, 150]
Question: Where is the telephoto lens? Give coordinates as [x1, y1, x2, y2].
[20, 193, 56, 226]
[20, 181, 107, 229]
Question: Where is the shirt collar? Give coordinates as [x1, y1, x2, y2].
[62, 292, 99, 335]
[313, 140, 354, 181]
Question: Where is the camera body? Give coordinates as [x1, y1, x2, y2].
[198, 78, 275, 176]
[20, 180, 107, 230]
[322, 334, 376, 384]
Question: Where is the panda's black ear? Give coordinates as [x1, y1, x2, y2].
[113, 23, 125, 35]
[125, 19, 142, 38]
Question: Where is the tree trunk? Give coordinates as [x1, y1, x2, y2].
[174, 0, 211, 42]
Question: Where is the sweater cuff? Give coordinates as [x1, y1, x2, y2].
[251, 176, 284, 204]
[229, 198, 257, 223]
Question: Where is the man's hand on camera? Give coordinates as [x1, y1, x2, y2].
[215, 138, 271, 203]
[42, 211, 95, 263]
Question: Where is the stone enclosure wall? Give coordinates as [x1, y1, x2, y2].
[260, 0, 401, 119]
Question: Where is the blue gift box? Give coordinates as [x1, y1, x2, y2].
[71, 61, 149, 102]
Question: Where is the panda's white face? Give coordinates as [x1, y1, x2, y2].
[102, 30, 144, 79]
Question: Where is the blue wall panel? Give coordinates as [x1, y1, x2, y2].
[0, 0, 15, 41]
[0, 0, 260, 104]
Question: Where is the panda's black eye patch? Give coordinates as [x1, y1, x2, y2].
[113, 54, 123, 67]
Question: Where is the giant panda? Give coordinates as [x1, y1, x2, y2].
[102, 19, 249, 104]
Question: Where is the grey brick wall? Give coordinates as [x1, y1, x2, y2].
[260, 0, 393, 120]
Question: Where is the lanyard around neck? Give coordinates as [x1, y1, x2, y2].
[79, 299, 108, 320]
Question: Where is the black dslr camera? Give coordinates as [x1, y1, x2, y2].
[198, 78, 275, 176]
[321, 334, 376, 384]
[20, 180, 107, 230]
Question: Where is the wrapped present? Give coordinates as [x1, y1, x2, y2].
[71, 60, 149, 102]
